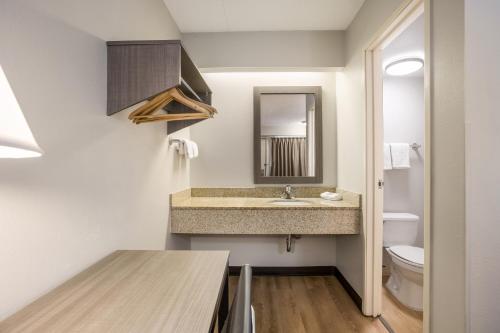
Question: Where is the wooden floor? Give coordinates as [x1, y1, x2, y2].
[229, 275, 387, 333]
[381, 277, 423, 333]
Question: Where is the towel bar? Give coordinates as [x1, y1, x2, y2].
[169, 138, 183, 151]
[169, 138, 182, 145]
[410, 143, 421, 150]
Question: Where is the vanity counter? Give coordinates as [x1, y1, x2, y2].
[172, 196, 359, 210]
[170, 188, 361, 235]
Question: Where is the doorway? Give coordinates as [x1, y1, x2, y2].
[363, 0, 430, 332]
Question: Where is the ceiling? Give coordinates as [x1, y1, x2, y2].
[163, 0, 365, 33]
[383, 15, 424, 77]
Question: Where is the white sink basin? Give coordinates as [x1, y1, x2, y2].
[269, 199, 312, 206]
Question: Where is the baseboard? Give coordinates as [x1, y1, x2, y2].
[228, 265, 362, 311]
[229, 265, 336, 276]
[332, 267, 363, 311]
[379, 315, 396, 333]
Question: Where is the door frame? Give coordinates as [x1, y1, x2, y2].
[363, 0, 430, 331]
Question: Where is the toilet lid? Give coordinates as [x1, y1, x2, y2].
[389, 245, 424, 266]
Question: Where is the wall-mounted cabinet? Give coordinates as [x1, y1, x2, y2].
[107, 40, 212, 134]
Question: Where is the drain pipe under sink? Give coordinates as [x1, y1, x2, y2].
[285, 234, 302, 252]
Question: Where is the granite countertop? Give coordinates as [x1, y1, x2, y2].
[170, 188, 361, 235]
[172, 196, 359, 210]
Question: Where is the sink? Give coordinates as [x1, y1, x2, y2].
[269, 199, 312, 206]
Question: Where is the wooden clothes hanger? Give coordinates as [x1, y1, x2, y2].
[175, 88, 217, 115]
[129, 86, 216, 124]
[132, 114, 209, 124]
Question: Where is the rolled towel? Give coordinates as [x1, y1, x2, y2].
[320, 192, 343, 201]
[192, 141, 199, 157]
[390, 143, 410, 169]
[180, 139, 199, 159]
[384, 143, 392, 170]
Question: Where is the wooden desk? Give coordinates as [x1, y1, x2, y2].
[0, 250, 230, 333]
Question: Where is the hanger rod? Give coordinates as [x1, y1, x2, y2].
[180, 78, 202, 103]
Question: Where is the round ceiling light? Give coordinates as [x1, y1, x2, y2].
[385, 58, 424, 76]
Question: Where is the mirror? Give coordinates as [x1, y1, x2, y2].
[254, 86, 322, 184]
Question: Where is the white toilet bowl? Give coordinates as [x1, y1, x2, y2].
[386, 245, 424, 311]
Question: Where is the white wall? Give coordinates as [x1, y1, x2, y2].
[191, 236, 336, 267]
[335, 0, 406, 296]
[188, 71, 337, 266]
[0, 0, 188, 320]
[465, 1, 500, 332]
[383, 77, 424, 247]
[190, 71, 337, 187]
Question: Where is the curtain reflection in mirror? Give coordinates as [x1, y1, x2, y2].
[267, 137, 307, 176]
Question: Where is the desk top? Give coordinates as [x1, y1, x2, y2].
[0, 250, 229, 333]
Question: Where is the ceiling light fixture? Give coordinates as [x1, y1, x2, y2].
[385, 58, 424, 76]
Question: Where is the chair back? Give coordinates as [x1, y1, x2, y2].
[221, 264, 253, 333]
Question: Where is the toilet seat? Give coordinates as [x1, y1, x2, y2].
[387, 245, 424, 273]
[383, 212, 419, 222]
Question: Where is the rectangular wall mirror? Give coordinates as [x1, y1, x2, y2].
[254, 86, 322, 184]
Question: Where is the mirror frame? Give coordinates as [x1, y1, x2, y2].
[253, 86, 323, 184]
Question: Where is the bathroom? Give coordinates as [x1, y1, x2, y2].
[1, 0, 498, 333]
[381, 14, 425, 332]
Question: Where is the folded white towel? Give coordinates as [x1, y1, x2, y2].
[179, 139, 199, 159]
[320, 192, 343, 201]
[384, 143, 392, 170]
[390, 143, 410, 169]
[192, 141, 198, 157]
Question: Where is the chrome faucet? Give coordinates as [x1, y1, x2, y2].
[281, 185, 294, 200]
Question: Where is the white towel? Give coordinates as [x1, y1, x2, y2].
[390, 143, 410, 169]
[384, 143, 392, 170]
[192, 142, 198, 157]
[320, 192, 343, 201]
[180, 139, 199, 159]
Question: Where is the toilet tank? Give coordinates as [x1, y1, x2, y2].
[383, 212, 419, 247]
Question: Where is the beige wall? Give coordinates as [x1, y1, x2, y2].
[465, 1, 500, 331]
[18, 0, 180, 41]
[0, 0, 188, 320]
[182, 31, 345, 70]
[428, 0, 466, 331]
[190, 71, 338, 187]
[335, 0, 406, 296]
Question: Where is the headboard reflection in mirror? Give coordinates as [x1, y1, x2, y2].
[254, 86, 322, 184]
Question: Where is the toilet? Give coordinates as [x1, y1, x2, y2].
[383, 212, 423, 311]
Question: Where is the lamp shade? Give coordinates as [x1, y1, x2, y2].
[0, 65, 43, 158]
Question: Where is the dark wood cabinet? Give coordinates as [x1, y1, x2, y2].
[107, 40, 212, 134]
